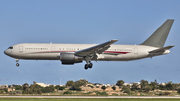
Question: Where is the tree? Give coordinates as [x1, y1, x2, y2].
[14, 85, 23, 90]
[55, 85, 60, 91]
[59, 86, 65, 90]
[112, 86, 116, 91]
[0, 90, 4, 94]
[165, 81, 173, 90]
[74, 79, 87, 86]
[172, 83, 178, 90]
[140, 79, 148, 90]
[54, 85, 65, 90]
[22, 83, 29, 94]
[29, 83, 42, 94]
[66, 80, 74, 87]
[177, 89, 180, 94]
[144, 85, 152, 93]
[66, 79, 88, 91]
[41, 85, 55, 93]
[3, 88, 8, 93]
[33, 81, 36, 84]
[69, 84, 81, 91]
[131, 83, 139, 91]
[21, 82, 42, 94]
[101, 85, 106, 91]
[116, 80, 124, 87]
[150, 79, 158, 90]
[159, 84, 166, 90]
[122, 86, 130, 94]
[8, 85, 11, 88]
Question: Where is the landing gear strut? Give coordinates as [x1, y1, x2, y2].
[15, 59, 19, 67]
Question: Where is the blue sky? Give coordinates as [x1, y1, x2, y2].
[0, 0, 180, 85]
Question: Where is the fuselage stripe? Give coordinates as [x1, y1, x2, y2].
[30, 51, 130, 54]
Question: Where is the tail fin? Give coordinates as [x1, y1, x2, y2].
[141, 19, 174, 48]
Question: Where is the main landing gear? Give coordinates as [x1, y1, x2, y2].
[84, 63, 93, 70]
[15, 59, 19, 67]
[84, 56, 93, 70]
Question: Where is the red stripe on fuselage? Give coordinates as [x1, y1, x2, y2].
[103, 51, 130, 54]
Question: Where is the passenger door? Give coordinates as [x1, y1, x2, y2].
[19, 46, 23, 53]
[51, 46, 55, 51]
[134, 47, 138, 54]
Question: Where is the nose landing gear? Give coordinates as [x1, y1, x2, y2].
[16, 63, 19, 67]
[15, 59, 19, 67]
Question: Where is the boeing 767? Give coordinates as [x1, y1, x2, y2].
[4, 19, 174, 70]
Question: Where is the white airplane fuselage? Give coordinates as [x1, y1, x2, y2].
[4, 43, 170, 61]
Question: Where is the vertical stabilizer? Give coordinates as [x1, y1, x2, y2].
[141, 19, 174, 48]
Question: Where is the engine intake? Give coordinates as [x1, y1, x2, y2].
[60, 53, 82, 65]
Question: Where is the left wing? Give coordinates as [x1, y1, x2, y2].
[75, 40, 118, 57]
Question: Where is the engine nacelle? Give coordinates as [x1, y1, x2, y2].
[60, 53, 83, 65]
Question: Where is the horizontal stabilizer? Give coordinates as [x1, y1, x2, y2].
[149, 45, 174, 53]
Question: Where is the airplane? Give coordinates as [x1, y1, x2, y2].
[4, 19, 174, 70]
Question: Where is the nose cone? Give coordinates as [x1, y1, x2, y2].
[4, 49, 11, 56]
[4, 49, 8, 55]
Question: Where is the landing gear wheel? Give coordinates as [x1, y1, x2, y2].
[84, 64, 88, 70]
[84, 63, 93, 70]
[16, 63, 19, 67]
[89, 63, 93, 68]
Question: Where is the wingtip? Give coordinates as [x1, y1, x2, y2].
[167, 19, 175, 22]
[111, 39, 118, 42]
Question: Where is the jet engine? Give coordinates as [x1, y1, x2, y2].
[60, 53, 83, 64]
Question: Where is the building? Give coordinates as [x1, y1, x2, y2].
[0, 84, 7, 88]
[36, 83, 51, 87]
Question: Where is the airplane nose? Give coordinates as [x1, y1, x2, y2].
[4, 50, 7, 55]
[4, 49, 10, 55]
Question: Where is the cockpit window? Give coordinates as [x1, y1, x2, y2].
[8, 46, 13, 49]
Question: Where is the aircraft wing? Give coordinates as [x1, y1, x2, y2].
[75, 40, 118, 57]
[149, 45, 174, 53]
